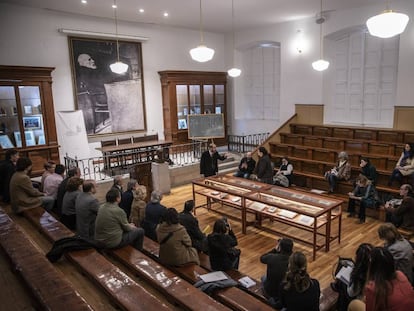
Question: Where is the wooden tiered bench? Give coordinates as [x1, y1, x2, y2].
[0, 208, 93, 311]
[109, 246, 231, 311]
[22, 207, 172, 311]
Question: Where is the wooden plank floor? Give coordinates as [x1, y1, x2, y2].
[0, 178, 390, 309]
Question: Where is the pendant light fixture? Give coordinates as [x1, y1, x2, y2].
[190, 0, 215, 62]
[366, 0, 409, 38]
[312, 0, 329, 72]
[227, 0, 241, 78]
[110, 0, 128, 74]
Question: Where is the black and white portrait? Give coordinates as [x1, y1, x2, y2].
[69, 37, 146, 135]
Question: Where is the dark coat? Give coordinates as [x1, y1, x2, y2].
[238, 157, 256, 174]
[207, 230, 238, 271]
[361, 163, 377, 185]
[179, 211, 207, 252]
[0, 159, 16, 203]
[255, 154, 273, 184]
[260, 249, 290, 299]
[46, 236, 98, 262]
[120, 189, 134, 218]
[141, 201, 167, 241]
[200, 150, 226, 177]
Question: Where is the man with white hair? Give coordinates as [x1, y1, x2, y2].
[77, 53, 97, 69]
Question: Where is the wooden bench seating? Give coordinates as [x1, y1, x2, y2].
[22, 207, 172, 311]
[270, 154, 397, 189]
[110, 246, 230, 311]
[0, 208, 93, 311]
[141, 237, 274, 311]
[289, 123, 414, 144]
[279, 133, 405, 157]
[269, 142, 398, 171]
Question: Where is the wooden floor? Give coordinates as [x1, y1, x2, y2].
[0, 178, 389, 310]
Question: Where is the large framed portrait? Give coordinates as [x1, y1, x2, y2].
[69, 37, 146, 136]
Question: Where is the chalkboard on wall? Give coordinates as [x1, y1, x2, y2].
[188, 114, 225, 139]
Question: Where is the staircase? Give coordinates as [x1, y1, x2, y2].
[169, 150, 241, 187]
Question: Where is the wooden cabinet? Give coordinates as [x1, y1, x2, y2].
[0, 66, 59, 175]
[158, 71, 227, 145]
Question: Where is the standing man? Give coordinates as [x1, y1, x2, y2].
[200, 143, 227, 177]
[385, 184, 414, 231]
[9, 157, 55, 213]
[260, 238, 294, 305]
[234, 152, 256, 179]
[0, 149, 19, 203]
[76, 179, 100, 240]
[95, 189, 144, 251]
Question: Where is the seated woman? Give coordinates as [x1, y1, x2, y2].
[276, 251, 320, 311]
[359, 157, 377, 185]
[274, 156, 293, 187]
[178, 200, 208, 253]
[347, 174, 377, 224]
[348, 247, 414, 311]
[129, 185, 147, 227]
[388, 143, 414, 187]
[119, 179, 138, 219]
[156, 208, 200, 266]
[208, 218, 240, 271]
[377, 223, 413, 284]
[61, 177, 83, 230]
[324, 151, 351, 193]
[331, 243, 373, 311]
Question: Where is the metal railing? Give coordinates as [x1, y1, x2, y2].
[64, 140, 208, 180]
[227, 133, 270, 153]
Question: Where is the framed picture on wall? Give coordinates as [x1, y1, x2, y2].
[23, 116, 42, 130]
[69, 37, 146, 136]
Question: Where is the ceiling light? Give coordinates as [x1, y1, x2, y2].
[81, 0, 87, 4]
[110, 0, 128, 75]
[139, 8, 144, 13]
[312, 0, 329, 72]
[190, 0, 215, 62]
[227, 0, 241, 77]
[163, 12, 169, 17]
[366, 6, 409, 38]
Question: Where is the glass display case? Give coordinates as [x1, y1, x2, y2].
[0, 66, 59, 175]
[192, 175, 343, 260]
[158, 71, 227, 144]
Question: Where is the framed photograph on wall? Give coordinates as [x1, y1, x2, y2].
[0, 135, 14, 149]
[69, 37, 146, 136]
[23, 116, 42, 130]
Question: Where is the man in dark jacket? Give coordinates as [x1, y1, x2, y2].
[179, 200, 208, 253]
[200, 143, 227, 177]
[260, 238, 294, 303]
[234, 152, 256, 179]
[0, 149, 19, 203]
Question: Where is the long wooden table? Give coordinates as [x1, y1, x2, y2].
[192, 175, 343, 260]
[96, 140, 172, 171]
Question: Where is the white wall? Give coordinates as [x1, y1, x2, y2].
[0, 3, 225, 158]
[1, 1, 413, 149]
[229, 0, 414, 135]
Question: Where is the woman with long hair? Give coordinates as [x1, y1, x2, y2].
[347, 174, 377, 224]
[277, 251, 320, 311]
[377, 223, 413, 284]
[388, 143, 414, 186]
[364, 247, 414, 311]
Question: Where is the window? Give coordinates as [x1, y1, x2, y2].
[240, 44, 281, 120]
[325, 28, 399, 128]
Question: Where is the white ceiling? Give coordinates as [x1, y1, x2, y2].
[2, 0, 385, 33]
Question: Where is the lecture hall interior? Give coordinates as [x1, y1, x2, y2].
[1, 0, 414, 310]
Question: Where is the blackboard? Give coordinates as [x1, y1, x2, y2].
[188, 114, 225, 139]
